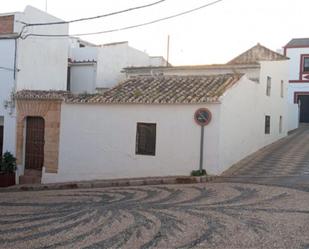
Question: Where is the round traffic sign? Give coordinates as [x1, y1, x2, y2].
[194, 108, 212, 126]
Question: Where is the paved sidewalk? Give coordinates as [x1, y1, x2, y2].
[217, 124, 309, 191]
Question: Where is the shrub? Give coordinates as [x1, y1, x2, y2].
[191, 169, 207, 177]
[0, 152, 17, 174]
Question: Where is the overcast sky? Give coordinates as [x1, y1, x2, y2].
[1, 0, 308, 65]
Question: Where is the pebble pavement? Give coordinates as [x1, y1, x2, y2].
[0, 182, 308, 249]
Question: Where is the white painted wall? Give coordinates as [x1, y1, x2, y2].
[218, 61, 289, 173]
[69, 42, 168, 92]
[0, 39, 16, 155]
[287, 103, 299, 131]
[14, 6, 69, 90]
[285, 47, 309, 104]
[96, 43, 151, 88]
[285, 47, 309, 81]
[70, 65, 96, 94]
[126, 66, 261, 83]
[42, 103, 221, 183]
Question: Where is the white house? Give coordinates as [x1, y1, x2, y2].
[68, 40, 168, 94]
[0, 6, 69, 159]
[0, 6, 167, 184]
[284, 38, 309, 125]
[14, 44, 289, 184]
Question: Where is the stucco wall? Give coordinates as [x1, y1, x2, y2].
[70, 65, 96, 94]
[0, 39, 16, 154]
[69, 43, 158, 92]
[42, 103, 221, 183]
[285, 47, 309, 104]
[287, 103, 299, 131]
[125, 66, 261, 83]
[219, 61, 289, 172]
[286, 47, 309, 81]
[14, 6, 69, 91]
[96, 43, 151, 88]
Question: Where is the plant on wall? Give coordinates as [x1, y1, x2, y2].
[0, 152, 16, 173]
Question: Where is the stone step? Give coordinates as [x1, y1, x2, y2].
[19, 175, 41, 185]
[23, 169, 42, 177]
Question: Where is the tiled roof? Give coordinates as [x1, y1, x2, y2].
[68, 74, 242, 104]
[284, 38, 309, 48]
[228, 43, 288, 65]
[14, 90, 71, 100]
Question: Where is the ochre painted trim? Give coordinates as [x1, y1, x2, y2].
[16, 99, 62, 174]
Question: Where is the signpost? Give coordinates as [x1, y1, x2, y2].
[194, 108, 212, 174]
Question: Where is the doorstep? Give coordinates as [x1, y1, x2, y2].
[0, 175, 217, 192]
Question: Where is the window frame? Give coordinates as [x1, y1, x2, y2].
[303, 56, 309, 73]
[265, 115, 271, 134]
[135, 122, 156, 156]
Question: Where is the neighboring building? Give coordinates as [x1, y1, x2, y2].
[284, 38, 309, 123]
[15, 44, 289, 184]
[68, 40, 168, 94]
[0, 6, 68, 158]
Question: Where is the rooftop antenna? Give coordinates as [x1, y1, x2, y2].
[45, 0, 48, 12]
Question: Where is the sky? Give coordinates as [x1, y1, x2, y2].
[1, 0, 309, 65]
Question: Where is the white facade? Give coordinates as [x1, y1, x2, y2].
[43, 103, 221, 183]
[14, 6, 69, 90]
[284, 41, 309, 125]
[0, 6, 69, 158]
[285, 47, 309, 103]
[219, 61, 289, 171]
[0, 39, 16, 154]
[69, 41, 168, 93]
[42, 60, 289, 183]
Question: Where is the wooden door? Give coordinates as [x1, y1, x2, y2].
[25, 117, 45, 170]
[299, 95, 309, 123]
[0, 126, 3, 156]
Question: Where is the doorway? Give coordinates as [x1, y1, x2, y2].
[25, 117, 45, 170]
[299, 95, 309, 123]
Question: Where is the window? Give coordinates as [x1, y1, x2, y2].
[280, 80, 284, 98]
[0, 116, 3, 157]
[303, 57, 309, 72]
[136, 123, 156, 156]
[265, 116, 270, 134]
[66, 67, 71, 91]
[279, 116, 283, 133]
[266, 76, 271, 96]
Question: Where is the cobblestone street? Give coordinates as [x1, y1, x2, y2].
[0, 183, 308, 249]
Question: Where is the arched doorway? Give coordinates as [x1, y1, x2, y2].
[25, 117, 45, 170]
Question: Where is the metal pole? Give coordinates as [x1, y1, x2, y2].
[166, 35, 170, 67]
[199, 125, 204, 173]
[45, 0, 48, 12]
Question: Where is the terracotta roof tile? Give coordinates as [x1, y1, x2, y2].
[14, 90, 71, 100]
[228, 43, 288, 65]
[67, 74, 242, 104]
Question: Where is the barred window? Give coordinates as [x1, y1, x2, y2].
[136, 123, 156, 156]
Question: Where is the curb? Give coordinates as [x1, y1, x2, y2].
[0, 175, 217, 192]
